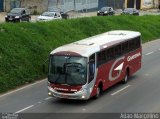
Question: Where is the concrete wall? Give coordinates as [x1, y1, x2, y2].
[125, 0, 158, 9]
[4, 0, 159, 13]
[20, 0, 48, 14]
[4, 0, 11, 12]
[4, 0, 48, 13]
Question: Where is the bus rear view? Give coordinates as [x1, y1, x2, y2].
[47, 30, 142, 100]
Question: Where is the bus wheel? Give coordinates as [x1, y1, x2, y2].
[95, 86, 101, 99]
[122, 71, 128, 84]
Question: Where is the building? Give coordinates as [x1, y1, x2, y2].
[2, 0, 99, 13]
[1, 0, 159, 13]
[98, 0, 125, 9]
[125, 0, 160, 9]
[48, 0, 98, 12]
[99, 0, 160, 10]
[0, 0, 4, 12]
[2, 0, 48, 13]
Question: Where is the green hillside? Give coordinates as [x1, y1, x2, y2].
[0, 15, 160, 93]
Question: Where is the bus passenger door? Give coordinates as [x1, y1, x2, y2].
[88, 54, 98, 97]
[88, 54, 96, 83]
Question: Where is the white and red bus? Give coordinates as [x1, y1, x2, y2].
[47, 30, 142, 100]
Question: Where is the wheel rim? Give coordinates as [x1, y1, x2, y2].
[96, 87, 100, 97]
[124, 74, 128, 82]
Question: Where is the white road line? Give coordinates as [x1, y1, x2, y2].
[15, 105, 34, 113]
[111, 85, 131, 96]
[145, 73, 149, 76]
[159, 49, 160, 51]
[145, 51, 154, 56]
[0, 79, 46, 98]
[44, 97, 52, 100]
[37, 101, 42, 104]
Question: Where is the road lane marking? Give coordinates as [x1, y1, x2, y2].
[0, 79, 46, 98]
[15, 105, 34, 113]
[145, 51, 154, 56]
[37, 101, 42, 104]
[111, 85, 131, 96]
[44, 97, 52, 100]
[145, 73, 149, 76]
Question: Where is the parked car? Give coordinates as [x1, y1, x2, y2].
[122, 8, 139, 15]
[5, 8, 31, 22]
[48, 8, 69, 19]
[37, 11, 62, 21]
[97, 7, 115, 16]
[115, 9, 123, 15]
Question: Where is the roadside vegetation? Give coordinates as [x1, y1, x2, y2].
[0, 15, 160, 93]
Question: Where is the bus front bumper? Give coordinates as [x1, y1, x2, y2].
[48, 86, 90, 100]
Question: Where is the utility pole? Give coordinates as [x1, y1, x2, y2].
[74, 0, 76, 11]
[56, 0, 59, 8]
[134, 0, 136, 9]
[3, 0, 6, 12]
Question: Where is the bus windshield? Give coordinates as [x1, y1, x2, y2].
[48, 55, 87, 85]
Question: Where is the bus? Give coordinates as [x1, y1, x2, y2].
[47, 30, 142, 100]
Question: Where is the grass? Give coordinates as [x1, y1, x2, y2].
[0, 15, 160, 93]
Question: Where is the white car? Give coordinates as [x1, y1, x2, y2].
[37, 11, 62, 21]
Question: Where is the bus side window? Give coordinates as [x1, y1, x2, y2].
[122, 41, 128, 54]
[135, 36, 141, 49]
[129, 39, 134, 51]
[97, 50, 106, 66]
[89, 54, 95, 83]
[115, 44, 122, 57]
[106, 47, 114, 61]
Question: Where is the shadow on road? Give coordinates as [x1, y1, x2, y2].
[49, 75, 138, 105]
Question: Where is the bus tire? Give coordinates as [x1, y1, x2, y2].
[95, 86, 101, 99]
[122, 70, 129, 84]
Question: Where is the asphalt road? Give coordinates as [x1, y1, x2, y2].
[0, 39, 160, 119]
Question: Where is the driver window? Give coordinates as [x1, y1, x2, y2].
[89, 54, 95, 83]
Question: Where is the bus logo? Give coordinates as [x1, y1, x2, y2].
[109, 57, 125, 81]
[127, 52, 141, 62]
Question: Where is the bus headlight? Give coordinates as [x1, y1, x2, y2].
[75, 89, 86, 94]
[48, 92, 52, 96]
[82, 95, 85, 99]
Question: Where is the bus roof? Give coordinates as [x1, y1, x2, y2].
[50, 30, 141, 57]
